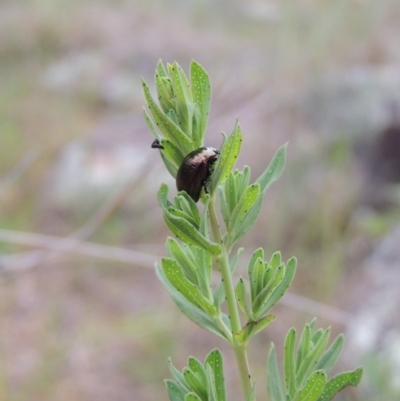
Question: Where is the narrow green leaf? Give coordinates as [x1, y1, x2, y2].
[231, 193, 263, 245]
[219, 186, 229, 228]
[241, 166, 251, 194]
[224, 171, 238, 219]
[296, 329, 330, 391]
[229, 184, 260, 238]
[205, 364, 217, 401]
[316, 334, 344, 374]
[190, 61, 211, 146]
[185, 393, 202, 401]
[161, 140, 185, 169]
[236, 315, 275, 343]
[169, 62, 194, 137]
[183, 368, 207, 399]
[311, 329, 323, 346]
[155, 70, 175, 114]
[297, 324, 312, 373]
[316, 368, 363, 401]
[249, 257, 264, 303]
[168, 358, 192, 393]
[231, 144, 287, 244]
[267, 344, 285, 401]
[210, 121, 242, 192]
[161, 258, 216, 316]
[261, 266, 273, 292]
[256, 143, 287, 194]
[258, 257, 297, 316]
[190, 245, 213, 303]
[143, 106, 160, 140]
[156, 264, 227, 340]
[168, 207, 199, 230]
[269, 251, 282, 270]
[284, 328, 297, 399]
[163, 212, 222, 256]
[142, 79, 193, 155]
[175, 193, 201, 227]
[167, 237, 198, 286]
[165, 379, 186, 401]
[235, 277, 252, 321]
[246, 381, 257, 401]
[294, 370, 327, 401]
[205, 349, 226, 401]
[252, 264, 285, 319]
[188, 357, 207, 389]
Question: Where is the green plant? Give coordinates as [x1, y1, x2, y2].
[142, 60, 362, 401]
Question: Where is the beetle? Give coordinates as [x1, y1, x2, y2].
[176, 147, 219, 202]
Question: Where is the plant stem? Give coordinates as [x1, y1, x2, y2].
[209, 199, 253, 399]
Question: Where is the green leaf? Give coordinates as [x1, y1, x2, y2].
[235, 277, 252, 320]
[142, 79, 193, 155]
[175, 193, 201, 226]
[294, 370, 327, 401]
[168, 207, 200, 230]
[155, 63, 175, 113]
[185, 393, 202, 401]
[161, 258, 216, 316]
[267, 344, 285, 401]
[183, 368, 207, 400]
[231, 144, 287, 244]
[161, 140, 186, 170]
[269, 251, 282, 270]
[163, 211, 221, 256]
[143, 106, 160, 140]
[316, 334, 344, 374]
[190, 245, 213, 303]
[297, 324, 312, 373]
[228, 184, 261, 238]
[210, 121, 242, 192]
[246, 381, 257, 401]
[236, 315, 275, 343]
[284, 328, 297, 399]
[257, 257, 297, 316]
[167, 237, 198, 286]
[205, 364, 217, 401]
[165, 379, 186, 401]
[205, 349, 226, 401]
[252, 264, 285, 319]
[168, 62, 194, 137]
[190, 61, 211, 147]
[188, 357, 207, 389]
[256, 143, 287, 194]
[296, 329, 330, 391]
[156, 264, 227, 340]
[168, 358, 192, 393]
[249, 257, 264, 303]
[316, 368, 363, 401]
[231, 193, 263, 245]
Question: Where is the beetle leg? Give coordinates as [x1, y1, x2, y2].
[151, 139, 164, 149]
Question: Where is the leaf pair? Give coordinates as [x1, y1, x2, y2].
[158, 184, 222, 257]
[236, 249, 297, 322]
[220, 143, 287, 248]
[166, 349, 227, 401]
[267, 320, 363, 401]
[143, 60, 211, 176]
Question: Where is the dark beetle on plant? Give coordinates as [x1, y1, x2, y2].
[176, 147, 219, 202]
[152, 142, 219, 202]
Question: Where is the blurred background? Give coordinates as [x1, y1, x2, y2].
[1, 0, 400, 400]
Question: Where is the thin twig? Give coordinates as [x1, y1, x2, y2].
[0, 228, 354, 325]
